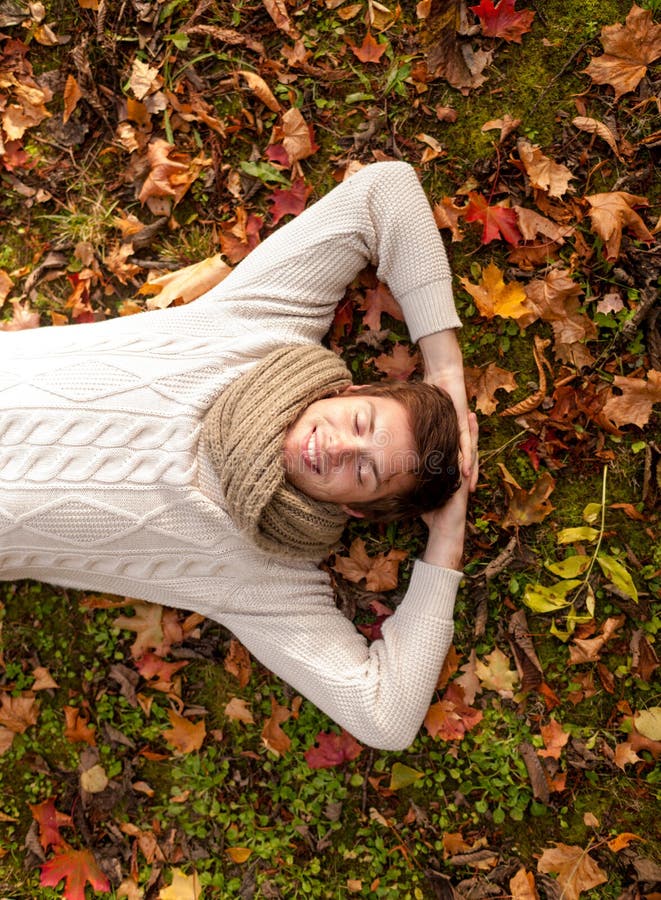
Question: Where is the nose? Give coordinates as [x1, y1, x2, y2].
[327, 433, 361, 466]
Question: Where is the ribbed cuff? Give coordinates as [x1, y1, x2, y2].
[398, 559, 464, 621]
[400, 281, 462, 344]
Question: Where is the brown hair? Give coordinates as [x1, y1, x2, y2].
[346, 381, 460, 522]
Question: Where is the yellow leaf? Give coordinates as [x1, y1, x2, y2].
[634, 707, 661, 741]
[389, 762, 424, 791]
[596, 555, 638, 602]
[607, 832, 642, 852]
[523, 581, 580, 614]
[226, 847, 252, 863]
[460, 262, 529, 320]
[158, 868, 201, 900]
[557, 527, 599, 544]
[546, 556, 590, 578]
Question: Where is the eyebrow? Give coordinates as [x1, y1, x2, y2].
[366, 401, 381, 489]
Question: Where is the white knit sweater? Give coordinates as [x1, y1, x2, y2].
[1, 162, 463, 750]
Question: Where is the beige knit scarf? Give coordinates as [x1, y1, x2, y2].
[203, 345, 352, 559]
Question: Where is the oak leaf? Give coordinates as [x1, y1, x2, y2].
[460, 262, 529, 320]
[517, 139, 574, 197]
[40, 847, 110, 900]
[269, 177, 313, 224]
[349, 32, 387, 63]
[162, 710, 206, 754]
[359, 281, 404, 331]
[537, 843, 607, 900]
[586, 191, 653, 261]
[584, 4, 661, 100]
[465, 193, 521, 244]
[465, 362, 517, 414]
[332, 538, 408, 592]
[304, 729, 363, 768]
[602, 370, 661, 428]
[471, 0, 535, 42]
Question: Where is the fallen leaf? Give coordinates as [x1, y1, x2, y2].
[572, 116, 623, 160]
[607, 832, 642, 853]
[261, 697, 291, 755]
[634, 706, 661, 741]
[465, 362, 517, 414]
[471, 0, 535, 42]
[424, 1, 494, 93]
[584, 4, 661, 100]
[238, 70, 281, 112]
[424, 683, 483, 741]
[282, 107, 316, 164]
[517, 139, 574, 197]
[481, 113, 521, 142]
[614, 740, 641, 770]
[537, 843, 607, 900]
[332, 538, 408, 592]
[62, 74, 82, 125]
[262, 0, 299, 37]
[389, 762, 424, 790]
[465, 193, 522, 244]
[158, 867, 202, 899]
[32, 666, 58, 691]
[499, 466, 555, 528]
[359, 281, 404, 331]
[460, 262, 529, 320]
[304, 729, 363, 768]
[475, 647, 519, 697]
[0, 692, 40, 733]
[568, 615, 626, 664]
[433, 197, 466, 241]
[143, 255, 231, 310]
[509, 867, 539, 899]
[349, 31, 387, 63]
[224, 697, 254, 724]
[40, 847, 110, 899]
[269, 177, 313, 224]
[372, 343, 420, 380]
[602, 370, 661, 428]
[226, 847, 252, 864]
[224, 639, 252, 688]
[514, 206, 574, 243]
[135, 652, 188, 689]
[586, 191, 653, 261]
[0, 299, 40, 330]
[30, 799, 72, 852]
[63, 706, 96, 746]
[537, 718, 570, 759]
[162, 710, 206, 754]
[630, 629, 659, 682]
[219, 208, 263, 264]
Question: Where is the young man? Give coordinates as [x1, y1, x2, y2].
[0, 162, 476, 750]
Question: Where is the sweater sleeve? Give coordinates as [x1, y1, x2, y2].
[197, 161, 461, 345]
[217, 558, 463, 751]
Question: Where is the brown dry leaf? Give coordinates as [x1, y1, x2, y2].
[0, 300, 40, 332]
[424, 684, 483, 741]
[143, 255, 231, 310]
[263, 0, 299, 37]
[0, 727, 15, 756]
[517, 139, 574, 197]
[162, 710, 206, 754]
[537, 843, 607, 900]
[63, 705, 96, 745]
[455, 649, 480, 705]
[474, 648, 519, 698]
[538, 718, 570, 759]
[509, 868, 539, 900]
[358, 280, 404, 330]
[614, 740, 641, 770]
[62, 74, 82, 125]
[224, 697, 254, 724]
[481, 113, 521, 142]
[239, 70, 281, 113]
[631, 629, 659, 681]
[0, 692, 40, 733]
[572, 116, 623, 160]
[586, 191, 653, 261]
[105, 241, 142, 285]
[0, 270, 13, 305]
[465, 362, 517, 414]
[584, 4, 661, 100]
[138, 140, 209, 215]
[372, 343, 420, 381]
[514, 207, 574, 244]
[129, 59, 161, 100]
[333, 538, 408, 592]
[569, 615, 626, 664]
[423, 1, 493, 94]
[460, 262, 530, 320]
[433, 196, 465, 241]
[32, 666, 58, 691]
[508, 609, 543, 693]
[224, 639, 252, 688]
[282, 107, 315, 164]
[602, 370, 661, 428]
[261, 697, 291, 755]
[499, 466, 555, 529]
[2, 78, 52, 141]
[113, 601, 183, 658]
[524, 268, 596, 365]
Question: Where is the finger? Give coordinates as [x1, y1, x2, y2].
[467, 413, 479, 491]
[459, 425, 473, 479]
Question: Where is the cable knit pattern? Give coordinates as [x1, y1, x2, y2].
[1, 162, 463, 750]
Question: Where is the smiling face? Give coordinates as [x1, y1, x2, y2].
[282, 389, 417, 510]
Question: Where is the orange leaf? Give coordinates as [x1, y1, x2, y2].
[465, 362, 517, 414]
[460, 262, 529, 320]
[224, 639, 252, 688]
[282, 107, 316, 164]
[607, 832, 642, 852]
[465, 192, 522, 244]
[372, 343, 420, 381]
[261, 697, 291, 755]
[586, 192, 653, 261]
[332, 537, 407, 592]
[537, 718, 570, 759]
[517, 139, 574, 197]
[262, 0, 299, 37]
[349, 32, 387, 63]
[224, 697, 254, 724]
[162, 710, 206, 754]
[62, 75, 82, 125]
[602, 371, 661, 429]
[0, 692, 40, 734]
[63, 706, 96, 746]
[40, 847, 110, 899]
[584, 4, 661, 100]
[358, 281, 404, 331]
[424, 684, 483, 741]
[226, 846, 253, 863]
[29, 799, 73, 852]
[499, 466, 555, 528]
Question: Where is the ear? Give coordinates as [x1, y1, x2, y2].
[341, 504, 366, 518]
[341, 384, 361, 394]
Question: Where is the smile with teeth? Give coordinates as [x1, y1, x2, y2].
[306, 428, 320, 473]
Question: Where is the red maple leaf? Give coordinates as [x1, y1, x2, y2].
[268, 177, 313, 225]
[471, 0, 535, 43]
[464, 192, 522, 245]
[358, 281, 404, 331]
[305, 729, 363, 768]
[29, 799, 72, 852]
[329, 294, 355, 346]
[265, 143, 290, 167]
[348, 32, 387, 63]
[40, 847, 110, 900]
[357, 599, 394, 641]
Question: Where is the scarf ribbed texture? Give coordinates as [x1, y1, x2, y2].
[203, 345, 352, 558]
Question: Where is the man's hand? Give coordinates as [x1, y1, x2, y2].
[419, 329, 475, 484]
[421, 413, 479, 571]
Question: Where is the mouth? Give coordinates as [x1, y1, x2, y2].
[303, 427, 320, 474]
